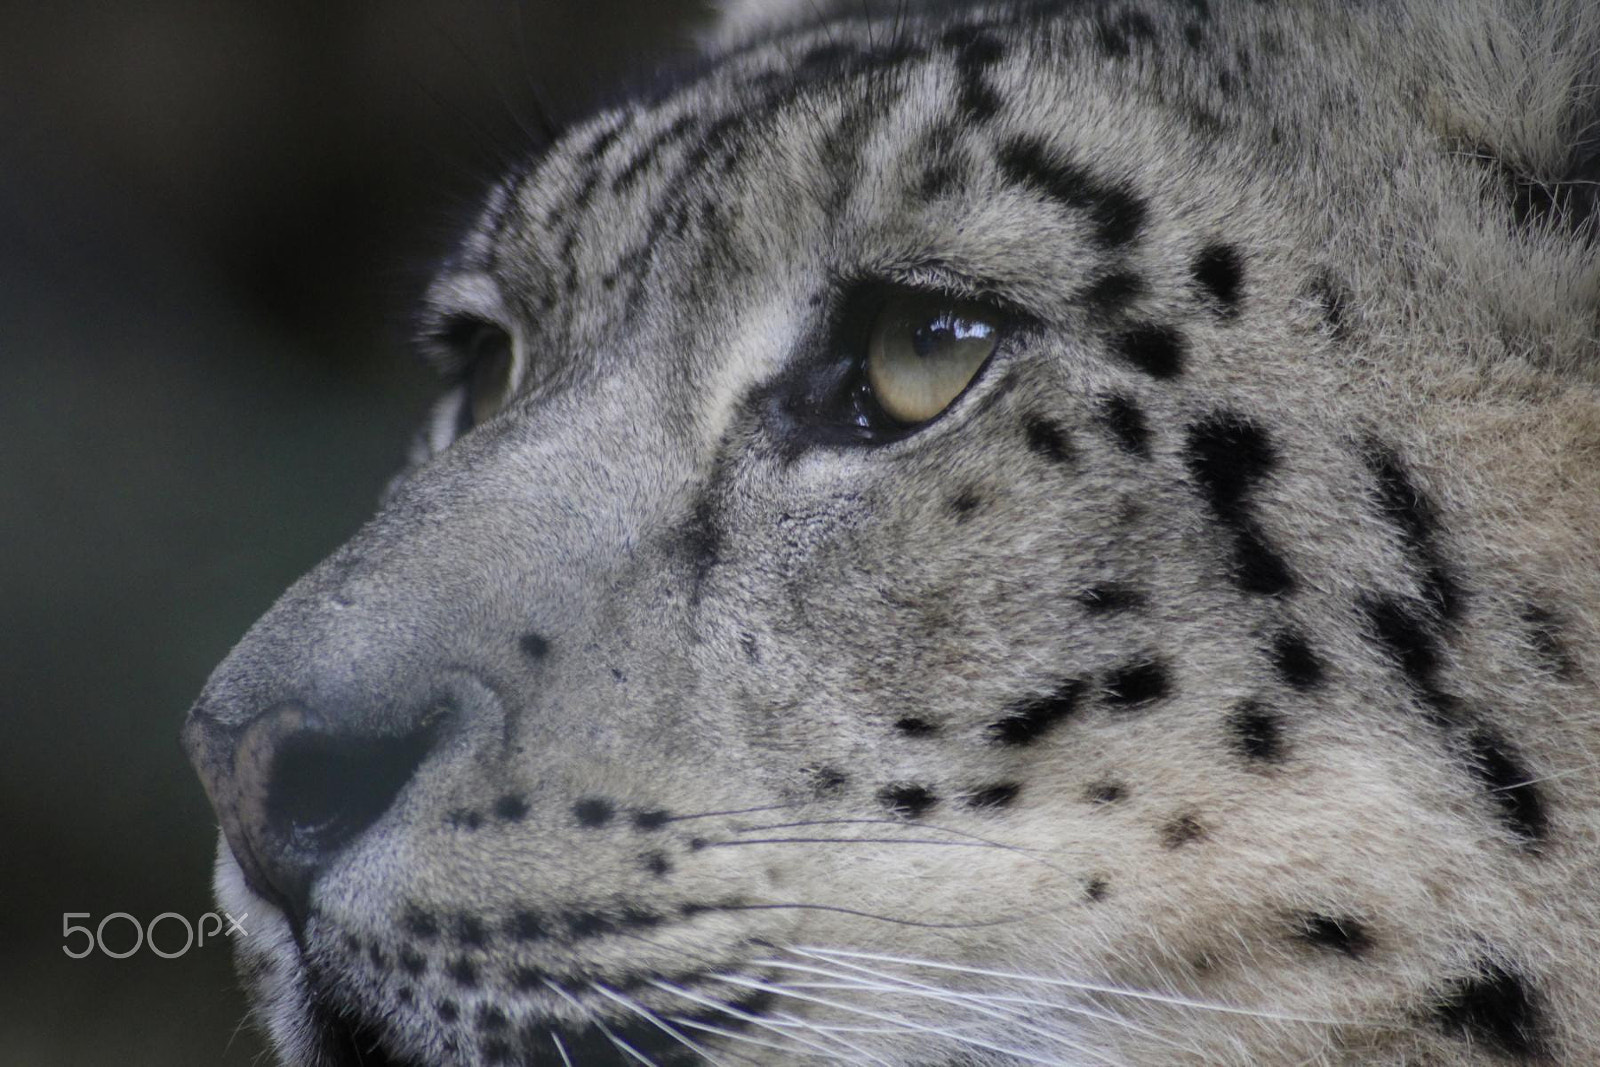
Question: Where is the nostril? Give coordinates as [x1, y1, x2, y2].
[198, 701, 448, 919]
[266, 719, 442, 856]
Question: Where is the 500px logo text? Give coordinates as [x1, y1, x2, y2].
[63, 911, 248, 958]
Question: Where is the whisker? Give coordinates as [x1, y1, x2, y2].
[774, 949, 1193, 1059]
[667, 1014, 844, 1063]
[650, 979, 859, 1062]
[591, 981, 735, 1067]
[710, 900, 1023, 929]
[729, 818, 1076, 872]
[798, 946, 1369, 1026]
[659, 802, 805, 823]
[607, 927, 895, 1061]
[542, 978, 661, 1067]
[549, 1030, 575, 1067]
[705, 973, 1085, 1066]
[756, 965, 1128, 1064]
[757, 1005, 904, 1065]
[698, 836, 1020, 849]
[1489, 760, 1600, 791]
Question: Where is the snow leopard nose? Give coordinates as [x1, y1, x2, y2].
[183, 696, 446, 919]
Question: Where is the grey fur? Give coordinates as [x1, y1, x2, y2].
[185, 1, 1600, 1064]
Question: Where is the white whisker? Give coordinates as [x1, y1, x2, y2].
[541, 978, 661, 1067]
[798, 946, 1369, 1027]
[549, 1030, 575, 1067]
[591, 981, 735, 1067]
[648, 977, 864, 1062]
[767, 951, 1185, 1060]
[705, 972, 1089, 1065]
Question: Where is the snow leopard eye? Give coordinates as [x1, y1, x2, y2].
[865, 292, 999, 424]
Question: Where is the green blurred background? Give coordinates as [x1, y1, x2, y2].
[0, 2, 706, 1061]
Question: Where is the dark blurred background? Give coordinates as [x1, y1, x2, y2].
[0, 2, 707, 1061]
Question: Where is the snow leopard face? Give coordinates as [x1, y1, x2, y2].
[184, 1, 1600, 1064]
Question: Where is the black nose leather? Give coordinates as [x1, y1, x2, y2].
[183, 700, 443, 919]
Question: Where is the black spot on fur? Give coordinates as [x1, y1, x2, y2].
[1077, 583, 1146, 614]
[1467, 729, 1547, 845]
[1228, 700, 1285, 763]
[1099, 394, 1151, 456]
[447, 809, 483, 831]
[507, 910, 545, 940]
[1270, 631, 1324, 689]
[437, 999, 459, 1022]
[1186, 413, 1275, 513]
[367, 943, 388, 970]
[477, 1005, 508, 1032]
[879, 783, 939, 817]
[810, 766, 849, 793]
[997, 136, 1147, 247]
[455, 914, 489, 948]
[573, 797, 615, 828]
[494, 795, 529, 822]
[916, 123, 963, 199]
[1360, 594, 1457, 721]
[1162, 813, 1205, 848]
[1297, 914, 1371, 957]
[518, 632, 550, 660]
[1184, 414, 1295, 595]
[948, 487, 984, 519]
[1433, 961, 1548, 1060]
[990, 679, 1085, 745]
[895, 716, 939, 737]
[680, 488, 722, 604]
[580, 121, 625, 165]
[1112, 324, 1186, 379]
[966, 783, 1021, 809]
[1522, 605, 1577, 677]
[740, 632, 760, 663]
[404, 906, 439, 940]
[1086, 878, 1109, 902]
[1094, 9, 1157, 58]
[1081, 270, 1146, 313]
[633, 808, 671, 830]
[643, 850, 672, 877]
[1088, 781, 1125, 804]
[1306, 270, 1351, 339]
[398, 947, 427, 977]
[942, 25, 1006, 122]
[1364, 445, 1463, 620]
[1024, 416, 1073, 464]
[563, 912, 609, 939]
[446, 957, 478, 988]
[1103, 660, 1170, 708]
[1192, 242, 1245, 315]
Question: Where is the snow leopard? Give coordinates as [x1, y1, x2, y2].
[182, 0, 1600, 1063]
